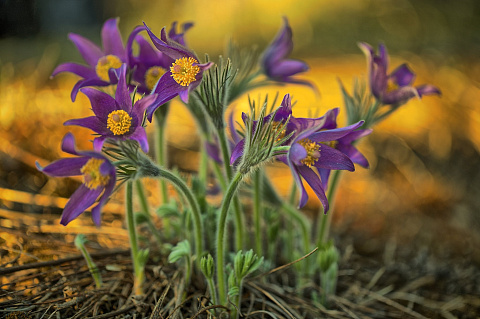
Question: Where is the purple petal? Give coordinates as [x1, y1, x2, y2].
[70, 78, 109, 102]
[228, 111, 242, 144]
[101, 18, 125, 57]
[287, 157, 309, 208]
[390, 63, 415, 87]
[263, 17, 293, 67]
[91, 176, 115, 226]
[51, 62, 96, 79]
[205, 141, 223, 164]
[309, 121, 364, 143]
[339, 129, 372, 144]
[61, 132, 79, 155]
[336, 143, 369, 168]
[417, 84, 441, 97]
[93, 136, 107, 152]
[39, 157, 88, 177]
[129, 127, 149, 153]
[315, 145, 355, 171]
[297, 165, 329, 212]
[382, 86, 418, 105]
[64, 116, 109, 135]
[133, 94, 157, 119]
[268, 59, 308, 78]
[318, 167, 330, 190]
[80, 87, 117, 120]
[146, 73, 184, 121]
[289, 142, 308, 166]
[126, 25, 147, 66]
[115, 65, 131, 111]
[230, 139, 245, 165]
[143, 23, 191, 60]
[61, 185, 103, 226]
[68, 33, 103, 67]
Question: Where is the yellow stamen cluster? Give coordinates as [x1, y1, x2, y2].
[145, 66, 165, 91]
[298, 138, 321, 168]
[170, 57, 200, 86]
[386, 79, 399, 93]
[323, 140, 338, 149]
[81, 158, 110, 189]
[107, 110, 132, 135]
[272, 121, 286, 141]
[95, 55, 122, 81]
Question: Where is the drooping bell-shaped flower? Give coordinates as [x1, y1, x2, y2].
[36, 133, 116, 226]
[359, 42, 441, 106]
[51, 18, 127, 101]
[64, 64, 156, 153]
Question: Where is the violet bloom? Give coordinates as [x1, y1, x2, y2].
[359, 43, 441, 106]
[143, 23, 214, 121]
[261, 17, 311, 86]
[36, 133, 116, 226]
[127, 22, 194, 94]
[287, 121, 364, 211]
[51, 18, 127, 101]
[64, 64, 156, 153]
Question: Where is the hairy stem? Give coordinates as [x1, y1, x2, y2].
[216, 127, 244, 250]
[126, 181, 144, 295]
[216, 171, 243, 305]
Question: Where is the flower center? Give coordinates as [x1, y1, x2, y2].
[145, 66, 165, 91]
[322, 140, 338, 149]
[107, 110, 132, 135]
[298, 138, 321, 168]
[170, 57, 200, 86]
[81, 158, 110, 189]
[95, 55, 122, 82]
[386, 79, 399, 93]
[272, 121, 286, 141]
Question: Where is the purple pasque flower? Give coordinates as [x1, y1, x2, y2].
[64, 64, 155, 153]
[143, 22, 214, 121]
[359, 42, 441, 106]
[126, 22, 194, 94]
[36, 133, 116, 226]
[51, 18, 127, 102]
[261, 17, 312, 87]
[287, 120, 365, 211]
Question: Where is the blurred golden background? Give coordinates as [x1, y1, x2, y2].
[1, 0, 479, 259]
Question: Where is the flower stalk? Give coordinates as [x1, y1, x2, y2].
[216, 171, 243, 305]
[126, 181, 145, 295]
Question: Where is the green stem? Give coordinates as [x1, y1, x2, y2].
[155, 107, 170, 204]
[135, 179, 150, 215]
[216, 171, 243, 305]
[153, 166, 204, 260]
[126, 181, 144, 295]
[135, 180, 163, 246]
[317, 170, 342, 247]
[75, 235, 102, 289]
[216, 127, 244, 250]
[281, 203, 310, 259]
[253, 170, 262, 256]
[212, 162, 228, 191]
[207, 277, 217, 306]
